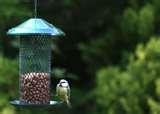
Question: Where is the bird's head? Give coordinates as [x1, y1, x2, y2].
[59, 79, 69, 87]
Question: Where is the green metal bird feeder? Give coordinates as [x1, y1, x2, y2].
[7, 0, 65, 107]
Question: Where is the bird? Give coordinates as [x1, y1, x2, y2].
[56, 79, 71, 108]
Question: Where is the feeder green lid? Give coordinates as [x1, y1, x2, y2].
[7, 18, 65, 37]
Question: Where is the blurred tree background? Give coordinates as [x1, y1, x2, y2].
[1, 0, 160, 114]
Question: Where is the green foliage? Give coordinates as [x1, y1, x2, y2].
[138, 4, 155, 38]
[148, 98, 160, 114]
[155, 79, 160, 96]
[63, 0, 73, 7]
[95, 38, 160, 114]
[148, 78, 160, 114]
[53, 68, 78, 80]
[0, 55, 18, 113]
[79, 2, 156, 74]
[121, 4, 155, 38]
[0, 0, 31, 27]
[96, 68, 142, 114]
[121, 8, 138, 34]
[79, 34, 110, 72]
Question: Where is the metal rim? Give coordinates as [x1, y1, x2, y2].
[10, 100, 62, 108]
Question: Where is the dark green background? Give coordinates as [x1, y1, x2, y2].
[1, 0, 160, 114]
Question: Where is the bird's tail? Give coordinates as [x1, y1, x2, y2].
[66, 99, 72, 108]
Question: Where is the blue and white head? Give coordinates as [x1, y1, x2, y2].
[59, 79, 69, 87]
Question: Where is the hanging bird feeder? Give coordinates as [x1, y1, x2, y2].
[7, 0, 65, 107]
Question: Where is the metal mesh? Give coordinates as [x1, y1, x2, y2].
[19, 36, 52, 104]
[19, 37, 51, 74]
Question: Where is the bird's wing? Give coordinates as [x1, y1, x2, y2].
[56, 83, 60, 96]
[67, 85, 71, 99]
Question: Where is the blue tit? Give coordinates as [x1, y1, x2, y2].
[56, 79, 71, 108]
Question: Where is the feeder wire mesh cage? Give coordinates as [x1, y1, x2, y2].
[19, 36, 52, 104]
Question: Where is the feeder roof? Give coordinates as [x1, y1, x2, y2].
[7, 18, 65, 36]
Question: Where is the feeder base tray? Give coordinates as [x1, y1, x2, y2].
[10, 100, 61, 108]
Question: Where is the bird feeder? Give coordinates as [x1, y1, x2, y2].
[7, 18, 65, 107]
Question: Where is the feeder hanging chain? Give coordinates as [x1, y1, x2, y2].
[34, 0, 37, 18]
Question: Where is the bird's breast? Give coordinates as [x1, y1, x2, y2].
[58, 87, 68, 96]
